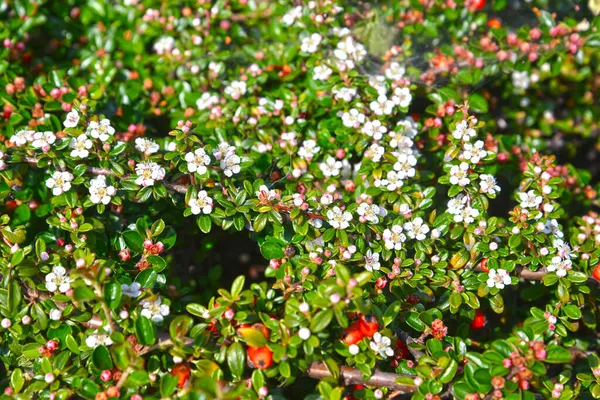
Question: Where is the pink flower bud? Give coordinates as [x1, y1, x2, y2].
[45, 373, 55, 383]
[120, 310, 129, 319]
[1, 318, 11, 329]
[100, 369, 112, 382]
[22, 315, 32, 325]
[119, 249, 131, 261]
[258, 387, 268, 398]
[46, 340, 59, 351]
[143, 239, 153, 249]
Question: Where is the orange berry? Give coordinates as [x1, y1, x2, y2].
[248, 346, 273, 370]
[359, 314, 379, 338]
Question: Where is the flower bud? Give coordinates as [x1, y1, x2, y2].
[45, 373, 55, 383]
[1, 318, 11, 329]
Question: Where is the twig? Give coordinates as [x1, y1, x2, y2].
[306, 361, 416, 393]
[395, 328, 426, 360]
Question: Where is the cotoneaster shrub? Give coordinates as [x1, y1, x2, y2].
[1, 0, 600, 399]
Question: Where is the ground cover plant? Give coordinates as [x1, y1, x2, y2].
[1, 0, 600, 399]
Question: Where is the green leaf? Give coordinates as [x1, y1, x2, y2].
[406, 312, 426, 332]
[11, 368, 24, 393]
[160, 374, 179, 397]
[197, 215, 212, 233]
[563, 304, 582, 320]
[545, 345, 572, 364]
[123, 230, 144, 253]
[310, 309, 334, 333]
[237, 327, 268, 347]
[104, 281, 122, 310]
[231, 275, 245, 298]
[169, 316, 193, 342]
[227, 342, 245, 379]
[92, 345, 113, 370]
[78, 379, 100, 399]
[74, 286, 96, 302]
[135, 316, 156, 345]
[136, 269, 158, 288]
[439, 359, 458, 384]
[260, 242, 284, 260]
[468, 93, 489, 113]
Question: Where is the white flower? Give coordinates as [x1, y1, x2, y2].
[221, 153, 241, 177]
[49, 309, 62, 321]
[480, 174, 501, 196]
[393, 154, 417, 180]
[301, 33, 322, 53]
[196, 93, 219, 110]
[369, 332, 394, 358]
[553, 239, 574, 259]
[298, 140, 320, 160]
[404, 217, 430, 240]
[379, 170, 403, 191]
[370, 95, 394, 116]
[153, 36, 176, 55]
[383, 225, 406, 250]
[135, 161, 166, 186]
[225, 81, 247, 100]
[45, 266, 72, 293]
[452, 120, 475, 142]
[63, 110, 80, 128]
[334, 36, 366, 64]
[185, 147, 210, 174]
[282, 6, 302, 26]
[213, 142, 235, 161]
[547, 256, 571, 278]
[486, 268, 512, 289]
[320, 156, 343, 177]
[313, 65, 332, 80]
[189, 190, 213, 215]
[364, 250, 381, 272]
[385, 62, 405, 80]
[89, 175, 116, 205]
[298, 327, 311, 340]
[361, 120, 387, 140]
[327, 206, 352, 229]
[46, 171, 74, 196]
[32, 131, 56, 150]
[342, 109, 365, 128]
[10, 130, 35, 146]
[70, 135, 93, 158]
[454, 205, 480, 224]
[121, 282, 142, 298]
[392, 87, 412, 108]
[135, 138, 160, 155]
[349, 344, 360, 355]
[512, 70, 530, 90]
[462, 141, 488, 164]
[447, 195, 467, 215]
[365, 143, 385, 162]
[518, 190, 542, 209]
[333, 87, 356, 102]
[85, 328, 114, 348]
[357, 203, 381, 224]
[140, 297, 170, 323]
[256, 185, 277, 202]
[449, 162, 470, 186]
[87, 119, 115, 142]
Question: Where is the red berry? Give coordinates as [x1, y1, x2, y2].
[592, 265, 600, 281]
[472, 0, 485, 10]
[341, 321, 365, 345]
[470, 310, 487, 330]
[395, 339, 409, 359]
[359, 314, 379, 338]
[170, 364, 191, 388]
[248, 346, 273, 370]
[479, 258, 489, 273]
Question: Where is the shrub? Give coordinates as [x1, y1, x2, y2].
[1, 1, 600, 399]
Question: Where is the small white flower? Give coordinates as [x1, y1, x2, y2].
[141, 297, 170, 323]
[479, 174, 500, 196]
[447, 194, 467, 215]
[46, 171, 74, 196]
[63, 110, 80, 128]
[369, 332, 394, 358]
[153, 36, 176, 55]
[301, 33, 322, 53]
[32, 131, 57, 150]
[121, 282, 142, 298]
[135, 138, 160, 155]
[543, 219, 563, 238]
[486, 268, 511, 289]
[85, 327, 114, 348]
[392, 87, 412, 108]
[256, 185, 277, 202]
[298, 327, 311, 340]
[282, 6, 302, 26]
[404, 217, 430, 240]
[449, 162, 471, 187]
[313, 65, 332, 80]
[462, 141, 488, 164]
[383, 225, 406, 250]
[185, 147, 211, 174]
[213, 142, 235, 161]
[225, 81, 247, 100]
[370, 95, 395, 116]
[333, 87, 356, 102]
[512, 70, 530, 90]
[45, 266, 72, 293]
[298, 139, 320, 160]
[452, 120, 475, 142]
[547, 256, 571, 278]
[221, 153, 241, 177]
[361, 120, 387, 140]
[342, 109, 365, 128]
[196, 93, 219, 110]
[380, 170, 403, 191]
[89, 175, 116, 205]
[364, 143, 385, 162]
[385, 62, 405, 80]
[10, 130, 35, 146]
[393, 154, 417, 180]
[327, 206, 352, 229]
[135, 161, 166, 187]
[518, 190, 542, 209]
[454, 205, 480, 225]
[49, 309, 62, 321]
[70, 135, 93, 158]
[320, 156, 343, 177]
[189, 190, 213, 215]
[364, 250, 381, 272]
[87, 119, 115, 142]
[357, 203, 381, 224]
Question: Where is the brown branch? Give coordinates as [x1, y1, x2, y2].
[395, 328, 425, 360]
[306, 361, 416, 393]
